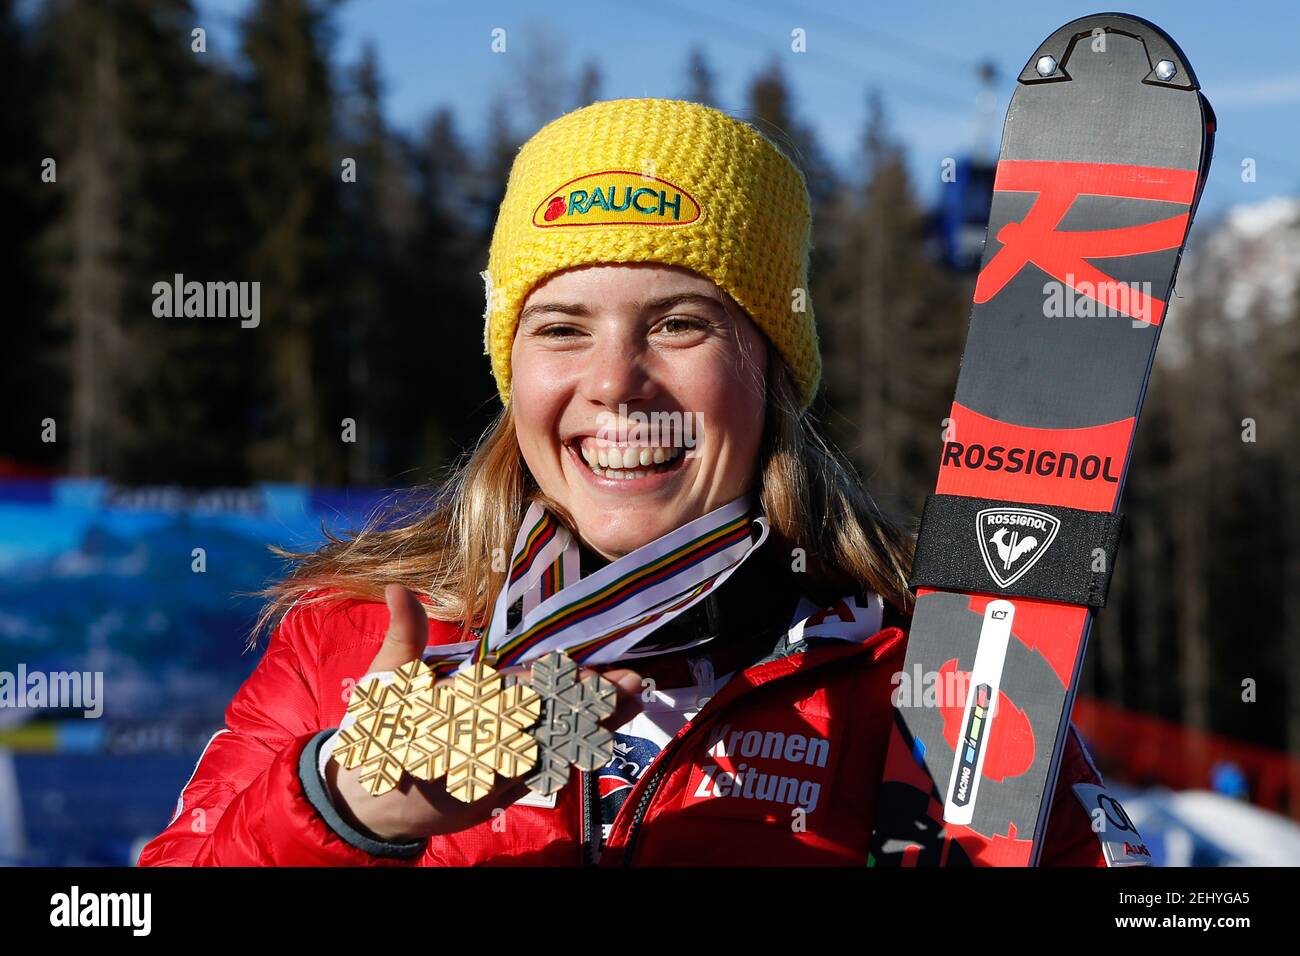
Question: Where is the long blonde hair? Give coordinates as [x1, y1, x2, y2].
[253, 355, 915, 646]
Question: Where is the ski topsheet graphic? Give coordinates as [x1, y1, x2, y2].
[870, 13, 1214, 866]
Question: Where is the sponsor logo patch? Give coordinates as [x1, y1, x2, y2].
[598, 733, 660, 824]
[532, 170, 703, 229]
[976, 506, 1060, 588]
[682, 713, 835, 826]
[1073, 783, 1152, 866]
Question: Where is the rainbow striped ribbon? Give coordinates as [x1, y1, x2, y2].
[464, 496, 767, 668]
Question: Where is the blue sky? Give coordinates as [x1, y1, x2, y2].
[195, 0, 1300, 220]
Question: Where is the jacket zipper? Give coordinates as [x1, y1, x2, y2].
[621, 766, 667, 864]
[579, 769, 601, 865]
[621, 675, 769, 864]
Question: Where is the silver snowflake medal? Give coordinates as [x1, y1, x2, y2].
[524, 651, 618, 796]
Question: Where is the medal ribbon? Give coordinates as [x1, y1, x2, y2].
[425, 496, 767, 671]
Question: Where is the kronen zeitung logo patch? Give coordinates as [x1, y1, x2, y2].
[532, 170, 702, 228]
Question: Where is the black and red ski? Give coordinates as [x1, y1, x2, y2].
[869, 13, 1215, 866]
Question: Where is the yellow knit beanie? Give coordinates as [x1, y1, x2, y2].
[482, 97, 821, 409]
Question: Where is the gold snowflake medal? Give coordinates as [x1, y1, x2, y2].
[332, 660, 436, 796]
[524, 651, 618, 796]
[417, 659, 543, 804]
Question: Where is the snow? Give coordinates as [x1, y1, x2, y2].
[1159, 195, 1300, 365]
[1222, 195, 1300, 240]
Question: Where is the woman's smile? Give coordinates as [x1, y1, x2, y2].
[510, 261, 767, 559]
[565, 435, 691, 487]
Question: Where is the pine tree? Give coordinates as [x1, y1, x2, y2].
[238, 0, 342, 484]
[744, 57, 836, 207]
[112, 0, 258, 485]
[517, 23, 570, 131]
[682, 47, 718, 107]
[335, 43, 410, 484]
[817, 93, 965, 518]
[0, 0, 60, 472]
[576, 59, 602, 107]
[35, 0, 129, 478]
[401, 106, 500, 468]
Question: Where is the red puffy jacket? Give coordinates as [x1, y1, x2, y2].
[138, 583, 1118, 867]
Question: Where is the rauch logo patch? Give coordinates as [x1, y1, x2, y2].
[532, 170, 702, 228]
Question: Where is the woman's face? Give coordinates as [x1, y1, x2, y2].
[511, 263, 768, 559]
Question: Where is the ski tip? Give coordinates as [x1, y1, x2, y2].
[1018, 12, 1201, 91]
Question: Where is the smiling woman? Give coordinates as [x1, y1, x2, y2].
[249, 98, 915, 635]
[511, 263, 771, 559]
[138, 98, 1112, 868]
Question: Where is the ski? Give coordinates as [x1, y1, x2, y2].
[869, 12, 1215, 866]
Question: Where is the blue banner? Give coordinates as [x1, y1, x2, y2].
[0, 478, 389, 864]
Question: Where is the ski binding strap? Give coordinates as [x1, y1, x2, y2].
[908, 494, 1123, 607]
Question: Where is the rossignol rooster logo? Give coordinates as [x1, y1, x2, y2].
[532, 170, 702, 229]
[991, 528, 1038, 566]
[975, 507, 1060, 588]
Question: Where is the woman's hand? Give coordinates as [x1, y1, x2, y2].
[324, 584, 644, 843]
